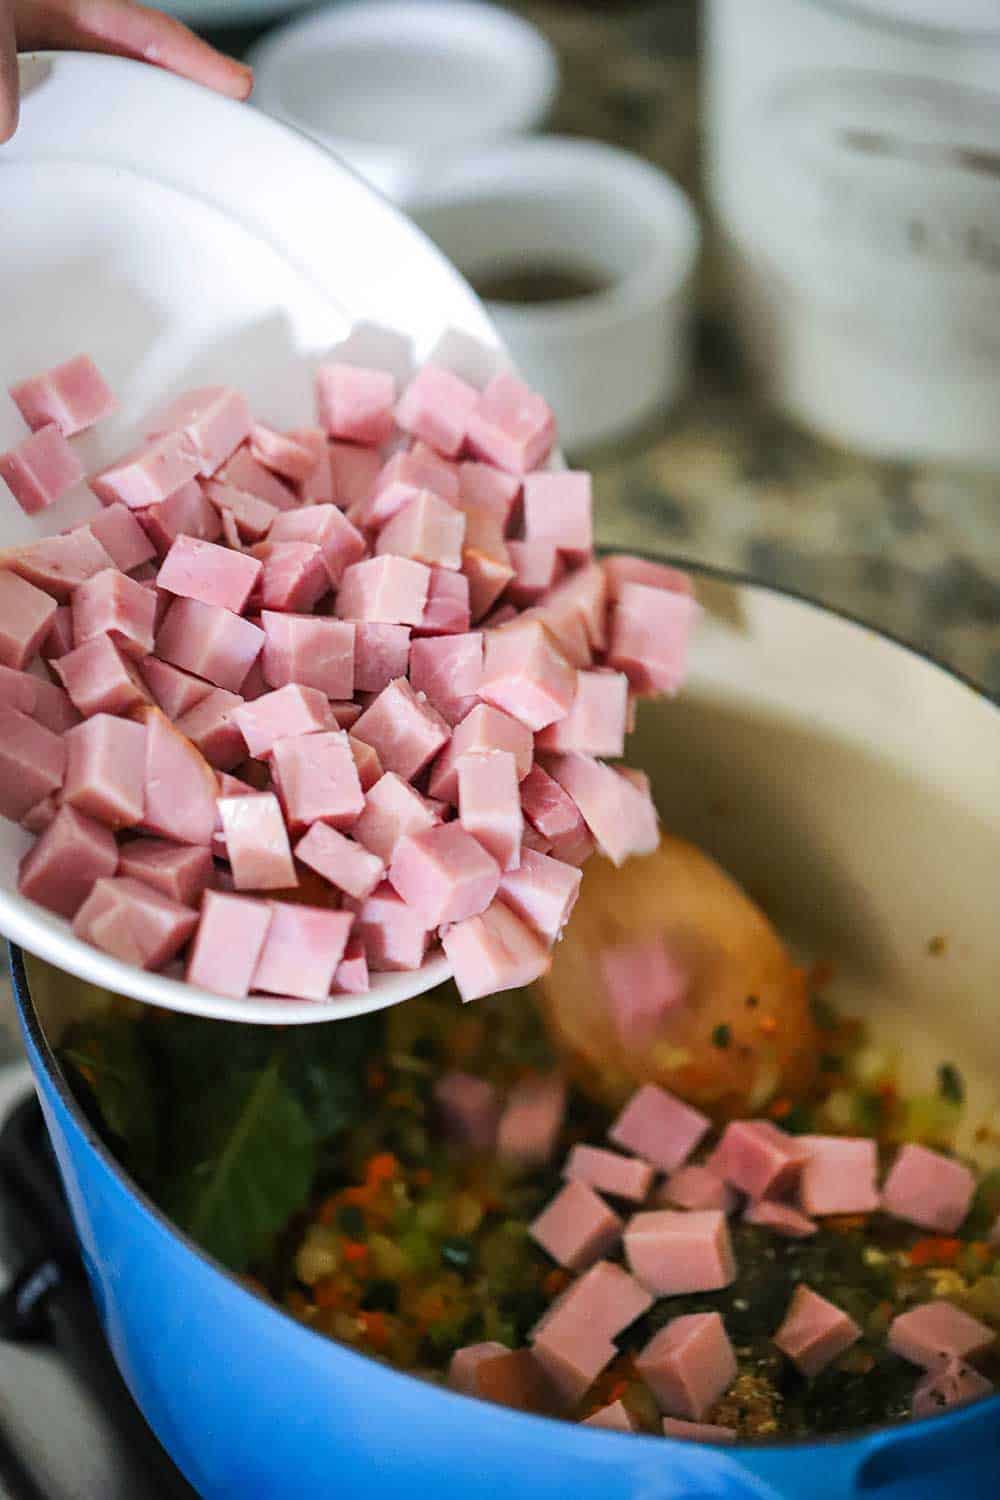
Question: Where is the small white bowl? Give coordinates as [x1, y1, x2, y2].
[409, 138, 701, 453]
[247, 1, 559, 204]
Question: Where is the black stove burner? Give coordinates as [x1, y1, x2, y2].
[0, 1091, 198, 1499]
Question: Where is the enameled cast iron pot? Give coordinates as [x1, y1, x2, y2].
[12, 563, 1000, 1500]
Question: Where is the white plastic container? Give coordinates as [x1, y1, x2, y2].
[705, 0, 1000, 466]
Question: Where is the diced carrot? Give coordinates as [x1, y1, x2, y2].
[313, 1275, 342, 1309]
[908, 1237, 961, 1268]
[543, 1268, 570, 1298]
[342, 1240, 369, 1268]
[758, 1016, 778, 1037]
[339, 1185, 372, 1208]
[359, 1310, 388, 1350]
[366, 1152, 398, 1186]
[412, 1167, 433, 1188]
[768, 1097, 793, 1120]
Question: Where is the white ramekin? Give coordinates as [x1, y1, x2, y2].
[247, 0, 559, 205]
[409, 138, 700, 454]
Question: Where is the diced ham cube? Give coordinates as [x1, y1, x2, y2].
[147, 386, 251, 476]
[253, 541, 329, 614]
[442, 898, 551, 1001]
[248, 423, 317, 483]
[888, 1302, 995, 1369]
[251, 902, 352, 1000]
[496, 1072, 566, 1164]
[456, 1346, 556, 1413]
[30, 678, 80, 735]
[458, 460, 520, 528]
[418, 565, 473, 634]
[175, 689, 246, 771]
[707, 1120, 809, 1203]
[0, 707, 65, 821]
[912, 1359, 994, 1420]
[217, 792, 296, 890]
[63, 715, 145, 830]
[0, 424, 84, 514]
[350, 771, 440, 863]
[11, 528, 115, 601]
[543, 753, 658, 866]
[376, 490, 465, 571]
[796, 1136, 880, 1217]
[506, 541, 564, 606]
[395, 363, 478, 458]
[138, 480, 222, 554]
[72, 569, 155, 659]
[661, 1419, 737, 1445]
[432, 1071, 500, 1149]
[219, 447, 298, 510]
[335, 936, 370, 994]
[409, 632, 481, 726]
[636, 1313, 737, 1420]
[351, 677, 450, 782]
[139, 657, 212, 720]
[609, 1084, 710, 1174]
[448, 1341, 516, 1396]
[74, 876, 198, 969]
[466, 372, 556, 475]
[316, 363, 396, 446]
[41, 606, 74, 661]
[348, 733, 381, 788]
[0, 571, 56, 669]
[389, 823, 500, 927]
[583, 1401, 636, 1433]
[89, 503, 157, 574]
[497, 848, 581, 943]
[328, 440, 381, 512]
[118, 838, 213, 907]
[156, 596, 264, 692]
[534, 1262, 652, 1355]
[0, 665, 36, 716]
[881, 1143, 976, 1233]
[743, 1201, 817, 1239]
[625, 1210, 736, 1297]
[529, 1180, 623, 1272]
[458, 499, 509, 564]
[661, 1166, 738, 1215]
[532, 1324, 617, 1410]
[347, 881, 430, 971]
[93, 432, 200, 509]
[773, 1285, 861, 1378]
[354, 623, 411, 694]
[564, 1145, 654, 1204]
[262, 612, 355, 699]
[269, 504, 366, 587]
[270, 729, 365, 831]
[603, 554, 695, 601]
[138, 706, 216, 846]
[458, 749, 522, 872]
[522, 472, 593, 562]
[335, 556, 430, 626]
[203, 481, 278, 542]
[57, 633, 152, 719]
[536, 670, 628, 758]
[429, 704, 534, 803]
[233, 684, 332, 758]
[462, 547, 514, 624]
[366, 446, 460, 528]
[479, 621, 575, 733]
[18, 806, 117, 917]
[158, 535, 261, 614]
[608, 583, 699, 697]
[541, 564, 609, 655]
[295, 821, 385, 900]
[186, 889, 272, 998]
[10, 355, 115, 437]
[601, 935, 689, 1050]
[520, 763, 583, 840]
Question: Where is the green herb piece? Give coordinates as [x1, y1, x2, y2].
[712, 1024, 732, 1050]
[965, 1169, 1000, 1239]
[810, 995, 839, 1031]
[441, 1236, 475, 1272]
[937, 1062, 965, 1106]
[61, 1013, 159, 1188]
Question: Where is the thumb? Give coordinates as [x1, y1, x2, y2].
[0, 0, 18, 142]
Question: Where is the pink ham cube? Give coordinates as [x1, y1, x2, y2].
[541, 563, 609, 655]
[478, 621, 576, 732]
[636, 1313, 737, 1420]
[462, 547, 513, 624]
[389, 823, 500, 927]
[534, 1260, 652, 1345]
[248, 423, 317, 483]
[56, 634, 149, 718]
[335, 936, 369, 994]
[466, 372, 556, 475]
[0, 665, 36, 716]
[203, 481, 278, 542]
[442, 898, 551, 1001]
[147, 386, 251, 476]
[42, 606, 74, 660]
[912, 1360, 994, 1420]
[10, 354, 115, 437]
[625, 1210, 736, 1296]
[254, 541, 329, 614]
[797, 1136, 880, 1217]
[604, 554, 695, 601]
[609, 1084, 710, 1174]
[328, 440, 381, 512]
[608, 583, 699, 698]
[354, 623, 411, 694]
[0, 424, 84, 514]
[219, 448, 297, 511]
[743, 1201, 817, 1239]
[396, 363, 478, 458]
[335, 556, 430, 626]
[288, 429, 333, 504]
[348, 881, 430, 971]
[30, 678, 80, 735]
[348, 733, 381, 788]
[447, 1340, 519, 1397]
[888, 1302, 995, 1369]
[376, 491, 465, 571]
[773, 1285, 860, 1378]
[316, 363, 396, 446]
[74, 876, 198, 970]
[350, 771, 440, 863]
[497, 848, 582, 943]
[139, 658, 212, 720]
[11, 528, 115, 602]
[496, 1073, 566, 1164]
[522, 472, 593, 562]
[458, 460, 521, 528]
[433, 1071, 500, 1149]
[458, 749, 522, 872]
[529, 1180, 623, 1272]
[251, 903, 353, 1000]
[520, 764, 584, 840]
[351, 677, 450, 782]
[458, 498, 509, 564]
[186, 889, 272, 998]
[156, 596, 264, 692]
[295, 821, 385, 901]
[458, 1347, 557, 1414]
[63, 714, 145, 830]
[158, 535, 261, 614]
[564, 1145, 655, 1204]
[408, 632, 481, 726]
[506, 541, 564, 606]
[418, 565, 473, 634]
[262, 612, 355, 699]
[233, 684, 332, 758]
[532, 1325, 616, 1410]
[881, 1143, 976, 1233]
[175, 689, 246, 771]
[601, 935, 689, 1050]
[366, 446, 460, 527]
[269, 504, 366, 587]
[217, 793, 296, 891]
[19, 806, 118, 918]
[271, 729, 364, 832]
[93, 432, 200, 509]
[661, 1166, 738, 1215]
[72, 569, 156, 658]
[138, 706, 217, 847]
[543, 753, 658, 866]
[89, 503, 157, 573]
[139, 480, 222, 554]
[536, 670, 628, 758]
[707, 1120, 809, 1203]
[118, 838, 213, 907]
[583, 1402, 636, 1433]
[661, 1419, 737, 1445]
[0, 708, 65, 821]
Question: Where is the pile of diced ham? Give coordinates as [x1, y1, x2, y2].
[443, 1076, 996, 1439]
[0, 353, 697, 1003]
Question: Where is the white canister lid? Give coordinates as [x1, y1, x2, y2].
[815, 0, 1000, 35]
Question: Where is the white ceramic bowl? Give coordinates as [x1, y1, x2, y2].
[0, 51, 512, 1025]
[410, 138, 701, 453]
[247, 1, 559, 204]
